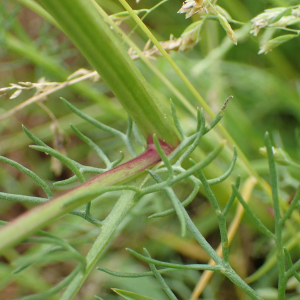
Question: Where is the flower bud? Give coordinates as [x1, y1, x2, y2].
[217, 14, 237, 45]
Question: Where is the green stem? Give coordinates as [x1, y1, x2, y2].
[285, 257, 300, 279]
[265, 132, 286, 299]
[223, 267, 263, 300]
[94, 2, 197, 116]
[60, 184, 141, 300]
[197, 169, 230, 262]
[97, 265, 221, 277]
[284, 248, 300, 281]
[37, 0, 179, 147]
[0, 139, 172, 255]
[118, 0, 210, 116]
[178, 184, 263, 299]
[114, 0, 273, 203]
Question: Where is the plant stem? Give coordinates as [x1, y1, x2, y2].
[60, 187, 140, 300]
[178, 189, 263, 300]
[114, 0, 273, 201]
[196, 169, 229, 262]
[0, 139, 172, 255]
[265, 132, 286, 299]
[118, 0, 210, 115]
[37, 0, 179, 147]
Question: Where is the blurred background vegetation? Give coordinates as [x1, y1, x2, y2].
[0, 0, 300, 299]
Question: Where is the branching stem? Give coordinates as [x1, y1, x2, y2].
[0, 138, 173, 255]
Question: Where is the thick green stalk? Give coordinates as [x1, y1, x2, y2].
[0, 0, 180, 268]
[37, 0, 179, 147]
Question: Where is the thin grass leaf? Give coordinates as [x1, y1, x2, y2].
[285, 257, 300, 280]
[197, 169, 221, 213]
[126, 248, 221, 271]
[53, 175, 78, 186]
[284, 248, 300, 282]
[186, 145, 237, 186]
[0, 192, 47, 204]
[62, 96, 139, 157]
[164, 187, 187, 237]
[265, 132, 281, 224]
[146, 170, 186, 236]
[156, 143, 236, 191]
[23, 125, 89, 184]
[264, 132, 287, 298]
[0, 155, 52, 198]
[147, 169, 163, 183]
[78, 166, 105, 174]
[153, 134, 174, 177]
[61, 98, 124, 139]
[232, 184, 274, 239]
[30, 145, 85, 183]
[111, 151, 125, 167]
[132, 121, 145, 148]
[22, 125, 48, 147]
[140, 141, 226, 196]
[124, 117, 136, 157]
[126, 116, 138, 156]
[170, 141, 226, 185]
[195, 108, 204, 132]
[176, 108, 205, 165]
[53, 165, 105, 186]
[126, 116, 133, 139]
[97, 267, 182, 278]
[98, 264, 220, 278]
[196, 168, 230, 261]
[152, 145, 237, 219]
[70, 124, 111, 167]
[223, 176, 241, 216]
[204, 96, 232, 134]
[62, 98, 137, 157]
[148, 183, 199, 219]
[207, 146, 237, 185]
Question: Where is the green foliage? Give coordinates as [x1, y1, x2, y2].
[1, 0, 300, 299]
